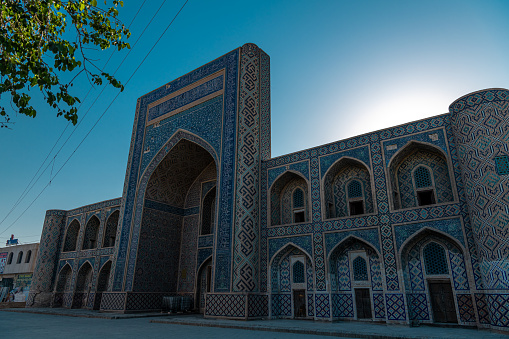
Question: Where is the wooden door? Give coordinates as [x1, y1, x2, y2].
[429, 282, 457, 323]
[355, 288, 372, 319]
[293, 289, 306, 317]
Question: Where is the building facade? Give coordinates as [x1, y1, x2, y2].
[1, 242, 39, 302]
[28, 44, 509, 332]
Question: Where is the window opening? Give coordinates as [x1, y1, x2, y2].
[293, 189, 304, 208]
[414, 166, 432, 188]
[292, 261, 305, 284]
[25, 250, 32, 263]
[348, 180, 363, 198]
[417, 190, 435, 206]
[7, 252, 13, 264]
[292, 188, 305, 223]
[201, 187, 216, 235]
[423, 242, 448, 275]
[347, 180, 365, 216]
[414, 166, 436, 206]
[352, 256, 368, 281]
[349, 201, 364, 215]
[17, 251, 23, 264]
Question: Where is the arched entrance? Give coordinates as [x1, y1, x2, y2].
[53, 264, 72, 307]
[196, 257, 212, 312]
[132, 138, 217, 310]
[93, 261, 111, 310]
[329, 237, 384, 320]
[401, 230, 471, 324]
[270, 244, 314, 318]
[73, 262, 93, 308]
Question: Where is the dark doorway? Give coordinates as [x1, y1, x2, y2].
[355, 288, 372, 319]
[429, 282, 457, 323]
[293, 289, 306, 317]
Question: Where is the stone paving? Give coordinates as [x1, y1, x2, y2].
[1, 308, 507, 339]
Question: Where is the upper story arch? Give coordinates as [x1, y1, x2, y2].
[387, 141, 455, 210]
[63, 219, 80, 252]
[102, 210, 119, 248]
[322, 156, 374, 219]
[82, 215, 100, 250]
[269, 170, 310, 226]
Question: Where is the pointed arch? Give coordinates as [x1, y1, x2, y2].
[102, 210, 119, 248]
[96, 261, 112, 292]
[83, 215, 100, 250]
[388, 140, 454, 210]
[196, 256, 213, 310]
[322, 156, 374, 219]
[201, 186, 217, 235]
[269, 171, 310, 226]
[398, 226, 466, 259]
[75, 261, 93, 292]
[129, 132, 218, 294]
[63, 219, 80, 252]
[269, 242, 314, 268]
[55, 264, 73, 292]
[327, 235, 382, 262]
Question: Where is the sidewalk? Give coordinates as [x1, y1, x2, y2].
[152, 315, 507, 339]
[2, 308, 506, 338]
[1, 307, 168, 319]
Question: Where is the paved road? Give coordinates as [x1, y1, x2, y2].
[0, 311, 350, 339]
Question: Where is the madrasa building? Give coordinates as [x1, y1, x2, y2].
[28, 44, 509, 332]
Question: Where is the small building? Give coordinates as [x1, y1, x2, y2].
[0, 242, 39, 302]
[27, 44, 509, 334]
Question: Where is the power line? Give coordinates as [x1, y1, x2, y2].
[0, 0, 149, 228]
[0, 0, 189, 237]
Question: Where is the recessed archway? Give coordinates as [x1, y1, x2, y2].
[132, 137, 218, 306]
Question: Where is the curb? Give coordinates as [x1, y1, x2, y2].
[150, 319, 442, 339]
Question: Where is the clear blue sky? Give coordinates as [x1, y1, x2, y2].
[1, 0, 508, 244]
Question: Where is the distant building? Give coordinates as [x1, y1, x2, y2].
[0, 242, 39, 302]
[28, 44, 509, 333]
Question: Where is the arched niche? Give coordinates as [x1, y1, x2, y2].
[134, 137, 217, 297]
[322, 157, 374, 219]
[400, 229, 470, 324]
[270, 171, 310, 226]
[196, 257, 213, 311]
[328, 236, 383, 320]
[201, 187, 217, 235]
[83, 215, 100, 250]
[388, 141, 454, 210]
[102, 210, 119, 248]
[63, 219, 80, 252]
[55, 264, 73, 292]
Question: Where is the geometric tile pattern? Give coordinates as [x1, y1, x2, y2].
[475, 293, 490, 324]
[233, 43, 263, 292]
[315, 293, 330, 318]
[456, 294, 476, 323]
[373, 293, 385, 318]
[449, 90, 509, 290]
[386, 294, 406, 320]
[205, 294, 246, 318]
[247, 294, 269, 317]
[407, 293, 429, 320]
[323, 159, 373, 218]
[394, 149, 453, 209]
[331, 293, 354, 318]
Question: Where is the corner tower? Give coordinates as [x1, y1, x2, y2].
[449, 88, 509, 328]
